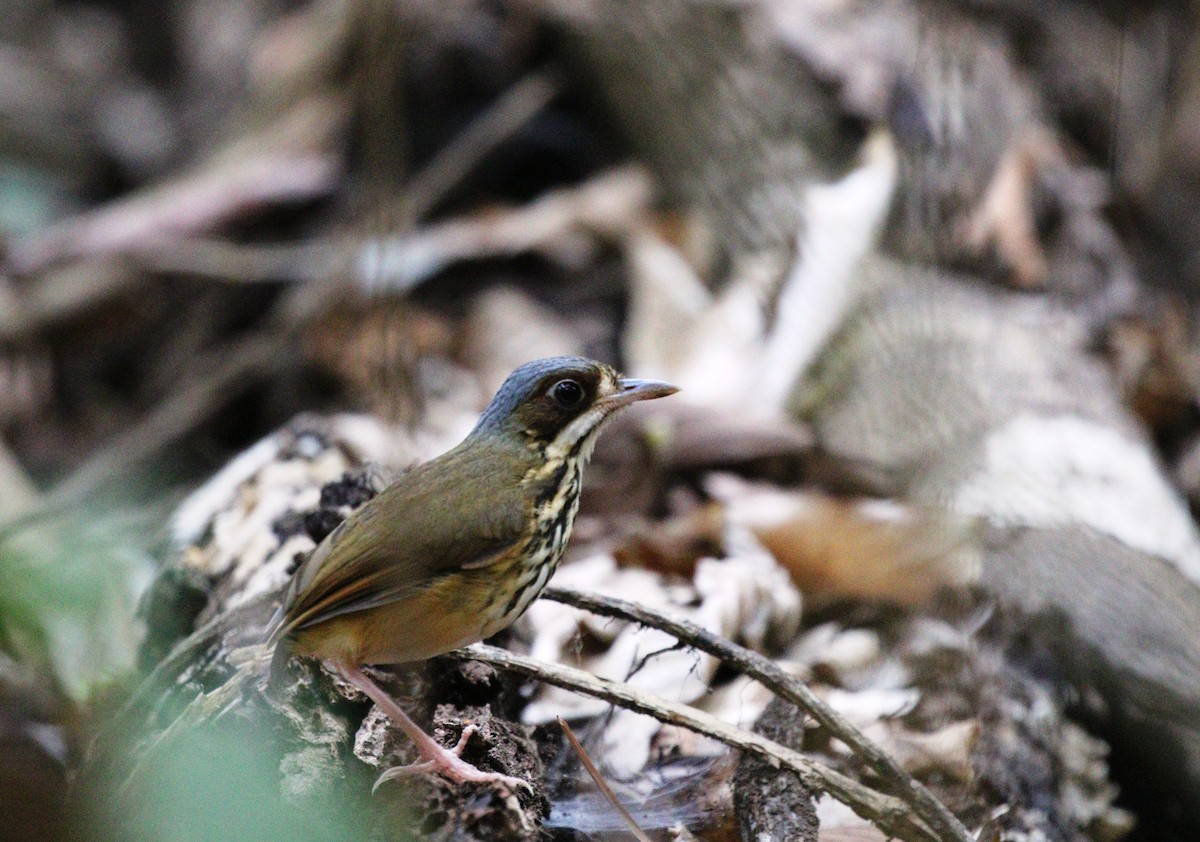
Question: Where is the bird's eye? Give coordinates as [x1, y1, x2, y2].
[551, 379, 585, 408]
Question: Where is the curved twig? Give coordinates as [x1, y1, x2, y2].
[451, 643, 942, 842]
[541, 586, 973, 842]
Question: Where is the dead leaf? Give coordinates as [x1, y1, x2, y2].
[708, 474, 981, 605]
[520, 537, 801, 775]
[964, 131, 1058, 288]
[857, 720, 979, 781]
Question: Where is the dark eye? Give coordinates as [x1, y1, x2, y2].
[551, 379, 585, 409]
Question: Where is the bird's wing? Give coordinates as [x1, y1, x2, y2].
[267, 445, 528, 641]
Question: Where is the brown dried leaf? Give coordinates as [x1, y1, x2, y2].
[306, 298, 458, 424]
[1107, 305, 1200, 436]
[963, 131, 1058, 289]
[709, 475, 981, 605]
[815, 795, 890, 841]
[857, 720, 979, 781]
[613, 504, 725, 577]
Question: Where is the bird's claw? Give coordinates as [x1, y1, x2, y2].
[372, 725, 532, 794]
[372, 761, 435, 793]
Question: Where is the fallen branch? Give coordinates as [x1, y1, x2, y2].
[542, 586, 972, 842]
[451, 643, 945, 842]
[128, 238, 321, 284]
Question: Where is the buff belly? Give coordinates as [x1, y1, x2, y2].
[290, 563, 545, 667]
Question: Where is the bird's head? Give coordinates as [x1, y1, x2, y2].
[470, 356, 677, 460]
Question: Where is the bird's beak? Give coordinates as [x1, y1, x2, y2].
[600, 377, 679, 410]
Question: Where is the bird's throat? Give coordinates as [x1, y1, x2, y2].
[489, 445, 589, 627]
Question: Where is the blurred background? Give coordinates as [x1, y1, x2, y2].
[3, 0, 1200, 840]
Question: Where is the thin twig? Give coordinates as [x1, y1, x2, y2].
[451, 643, 940, 842]
[48, 332, 288, 507]
[542, 586, 973, 842]
[557, 718, 654, 842]
[0, 332, 289, 541]
[400, 69, 560, 224]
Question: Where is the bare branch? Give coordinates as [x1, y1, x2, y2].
[541, 586, 972, 842]
[450, 643, 944, 842]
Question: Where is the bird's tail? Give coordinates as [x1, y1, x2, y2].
[262, 599, 299, 696]
[266, 635, 295, 697]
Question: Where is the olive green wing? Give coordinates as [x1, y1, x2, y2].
[266, 447, 528, 643]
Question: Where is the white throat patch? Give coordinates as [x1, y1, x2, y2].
[542, 371, 621, 466]
[545, 404, 609, 465]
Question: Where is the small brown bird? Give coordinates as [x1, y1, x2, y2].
[266, 357, 677, 788]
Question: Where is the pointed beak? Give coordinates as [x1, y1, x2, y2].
[600, 377, 679, 410]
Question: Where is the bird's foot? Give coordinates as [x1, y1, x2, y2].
[372, 725, 532, 793]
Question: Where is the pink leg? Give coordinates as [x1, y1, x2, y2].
[336, 664, 530, 793]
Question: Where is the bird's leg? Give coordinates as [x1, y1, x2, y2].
[335, 663, 531, 793]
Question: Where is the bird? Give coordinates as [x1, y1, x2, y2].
[265, 356, 677, 789]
